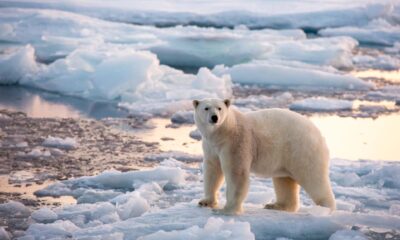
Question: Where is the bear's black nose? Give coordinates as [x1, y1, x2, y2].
[211, 115, 218, 123]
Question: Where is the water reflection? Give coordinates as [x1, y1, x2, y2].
[0, 175, 76, 206]
[353, 69, 400, 83]
[0, 86, 129, 119]
[137, 115, 400, 161]
[311, 114, 400, 161]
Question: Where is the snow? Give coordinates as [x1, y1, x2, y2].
[42, 136, 77, 150]
[320, 19, 400, 46]
[212, 62, 374, 91]
[289, 98, 353, 112]
[23, 158, 400, 239]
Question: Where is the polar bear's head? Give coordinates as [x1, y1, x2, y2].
[193, 98, 231, 129]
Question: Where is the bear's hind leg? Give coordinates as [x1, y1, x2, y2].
[265, 177, 299, 212]
[300, 176, 336, 212]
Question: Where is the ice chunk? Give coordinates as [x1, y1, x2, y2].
[171, 111, 194, 124]
[0, 45, 40, 84]
[353, 54, 400, 70]
[289, 98, 353, 112]
[139, 217, 255, 240]
[0, 201, 31, 218]
[26, 148, 51, 158]
[77, 189, 122, 204]
[329, 230, 367, 240]
[212, 61, 374, 91]
[117, 193, 150, 220]
[43, 136, 77, 150]
[234, 92, 294, 110]
[24, 220, 80, 239]
[189, 129, 202, 141]
[31, 208, 58, 224]
[0, 227, 10, 240]
[365, 86, 400, 101]
[320, 19, 400, 46]
[9, 170, 36, 183]
[145, 151, 202, 163]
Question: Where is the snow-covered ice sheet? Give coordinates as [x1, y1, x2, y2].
[320, 19, 400, 46]
[212, 61, 374, 91]
[289, 98, 353, 112]
[23, 158, 400, 239]
[0, 0, 398, 30]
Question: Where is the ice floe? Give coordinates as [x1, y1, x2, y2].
[289, 98, 353, 112]
[320, 19, 400, 46]
[18, 157, 400, 239]
[212, 61, 374, 91]
[43, 136, 77, 150]
[365, 86, 400, 101]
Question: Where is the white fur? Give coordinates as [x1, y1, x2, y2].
[194, 98, 336, 215]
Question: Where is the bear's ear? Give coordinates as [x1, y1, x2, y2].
[224, 99, 231, 108]
[193, 100, 199, 108]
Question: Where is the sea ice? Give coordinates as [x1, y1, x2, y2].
[320, 19, 400, 46]
[170, 110, 194, 124]
[365, 86, 400, 101]
[1, 0, 397, 30]
[31, 208, 58, 224]
[43, 136, 77, 150]
[329, 230, 367, 240]
[289, 98, 353, 112]
[139, 217, 255, 240]
[25, 158, 400, 239]
[212, 62, 374, 91]
[0, 45, 39, 84]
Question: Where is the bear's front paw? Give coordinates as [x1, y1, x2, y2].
[198, 199, 218, 208]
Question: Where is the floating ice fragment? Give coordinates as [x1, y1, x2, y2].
[43, 136, 77, 150]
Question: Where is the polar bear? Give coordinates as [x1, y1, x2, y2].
[193, 98, 335, 215]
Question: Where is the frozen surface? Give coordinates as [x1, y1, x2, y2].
[170, 111, 194, 124]
[320, 19, 400, 46]
[31, 208, 58, 224]
[289, 98, 353, 112]
[365, 86, 400, 101]
[212, 62, 374, 91]
[43, 136, 77, 150]
[24, 158, 400, 239]
[0, 0, 398, 30]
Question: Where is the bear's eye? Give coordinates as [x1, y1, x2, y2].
[218, 107, 222, 111]
[204, 107, 209, 111]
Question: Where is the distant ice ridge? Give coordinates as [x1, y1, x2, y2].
[0, 0, 398, 31]
[21, 158, 400, 240]
[320, 19, 400, 46]
[0, 8, 362, 69]
[289, 98, 353, 112]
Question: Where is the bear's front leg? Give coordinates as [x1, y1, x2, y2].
[215, 154, 250, 215]
[199, 156, 224, 209]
